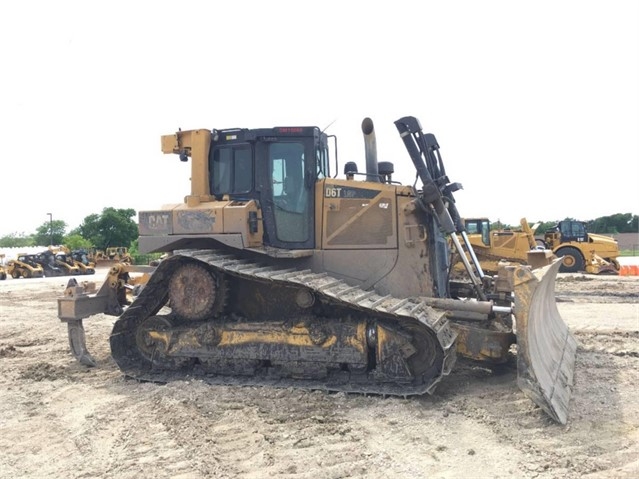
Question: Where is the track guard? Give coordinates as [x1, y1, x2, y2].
[512, 259, 577, 424]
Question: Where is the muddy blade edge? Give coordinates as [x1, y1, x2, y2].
[514, 259, 577, 424]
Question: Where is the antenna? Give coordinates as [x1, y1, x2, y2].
[321, 117, 338, 134]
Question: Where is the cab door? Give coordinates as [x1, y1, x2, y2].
[259, 140, 315, 249]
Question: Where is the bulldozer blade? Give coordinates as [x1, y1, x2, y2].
[67, 319, 97, 367]
[512, 259, 577, 424]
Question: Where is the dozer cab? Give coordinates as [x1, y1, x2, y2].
[58, 116, 576, 424]
[7, 254, 45, 278]
[541, 220, 621, 274]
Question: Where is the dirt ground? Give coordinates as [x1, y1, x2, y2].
[0, 267, 637, 479]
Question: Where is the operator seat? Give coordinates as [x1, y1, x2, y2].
[283, 176, 303, 212]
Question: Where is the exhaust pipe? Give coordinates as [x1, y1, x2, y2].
[361, 117, 379, 182]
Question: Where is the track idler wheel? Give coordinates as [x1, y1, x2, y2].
[168, 263, 227, 320]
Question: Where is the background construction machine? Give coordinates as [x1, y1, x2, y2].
[455, 218, 555, 275]
[458, 217, 620, 275]
[541, 220, 621, 274]
[70, 249, 96, 275]
[49, 246, 96, 275]
[58, 116, 576, 424]
[7, 254, 45, 278]
[90, 247, 133, 266]
[0, 254, 6, 280]
[32, 250, 68, 277]
[47, 247, 82, 276]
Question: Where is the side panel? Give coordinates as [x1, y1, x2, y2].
[314, 181, 438, 298]
[138, 200, 263, 252]
[139, 202, 228, 236]
[377, 195, 440, 297]
[586, 233, 621, 259]
[320, 179, 397, 249]
[313, 249, 398, 289]
[223, 202, 263, 248]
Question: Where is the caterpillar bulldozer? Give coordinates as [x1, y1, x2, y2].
[7, 253, 45, 278]
[103, 247, 133, 264]
[87, 247, 132, 266]
[57, 116, 576, 424]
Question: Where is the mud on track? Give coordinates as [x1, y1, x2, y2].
[0, 271, 637, 478]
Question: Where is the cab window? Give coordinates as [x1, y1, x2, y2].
[316, 145, 329, 179]
[209, 145, 252, 195]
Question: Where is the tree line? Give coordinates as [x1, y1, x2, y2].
[490, 213, 638, 235]
[0, 209, 636, 250]
[518, 214, 637, 235]
[0, 207, 139, 251]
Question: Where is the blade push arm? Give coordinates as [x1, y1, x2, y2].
[394, 116, 486, 297]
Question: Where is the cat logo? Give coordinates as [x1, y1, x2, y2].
[147, 213, 170, 229]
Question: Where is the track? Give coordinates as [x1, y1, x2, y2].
[109, 249, 457, 397]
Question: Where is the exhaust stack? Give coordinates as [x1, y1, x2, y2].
[361, 117, 379, 182]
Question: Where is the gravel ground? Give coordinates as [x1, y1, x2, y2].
[0, 267, 637, 478]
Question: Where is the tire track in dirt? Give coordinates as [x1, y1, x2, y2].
[430, 337, 639, 478]
[41, 380, 203, 479]
[145, 384, 374, 478]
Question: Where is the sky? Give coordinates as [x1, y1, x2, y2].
[1, 0, 637, 237]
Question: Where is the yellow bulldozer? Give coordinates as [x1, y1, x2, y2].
[457, 217, 620, 275]
[58, 116, 576, 424]
[90, 247, 133, 266]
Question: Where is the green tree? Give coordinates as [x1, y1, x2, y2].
[128, 238, 140, 255]
[589, 213, 638, 234]
[64, 234, 93, 251]
[33, 219, 67, 246]
[76, 207, 138, 250]
[535, 221, 558, 234]
[0, 233, 35, 248]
